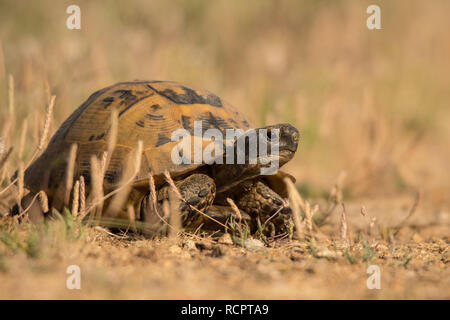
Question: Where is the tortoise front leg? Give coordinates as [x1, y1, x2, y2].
[141, 173, 216, 232]
[199, 205, 252, 232]
[10, 191, 45, 224]
[227, 179, 293, 235]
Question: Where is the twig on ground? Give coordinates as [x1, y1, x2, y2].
[393, 190, 422, 236]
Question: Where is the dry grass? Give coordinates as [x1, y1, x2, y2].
[63, 143, 77, 207]
[0, 0, 449, 299]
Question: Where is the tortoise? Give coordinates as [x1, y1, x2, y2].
[22, 81, 300, 235]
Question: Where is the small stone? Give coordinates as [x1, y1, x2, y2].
[244, 238, 265, 250]
[218, 233, 233, 245]
[182, 239, 197, 251]
[442, 247, 449, 264]
[168, 245, 182, 255]
[316, 248, 338, 260]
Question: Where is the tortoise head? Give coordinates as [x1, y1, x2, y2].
[263, 123, 300, 168]
[212, 123, 300, 192]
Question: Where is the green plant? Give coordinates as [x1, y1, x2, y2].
[360, 233, 377, 262]
[344, 248, 356, 264]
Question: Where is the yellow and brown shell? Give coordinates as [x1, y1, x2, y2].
[24, 81, 251, 199]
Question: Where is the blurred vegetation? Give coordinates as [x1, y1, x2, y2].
[0, 0, 449, 203]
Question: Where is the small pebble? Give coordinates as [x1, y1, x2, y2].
[183, 240, 197, 251]
[244, 238, 265, 250]
[218, 233, 233, 245]
[316, 248, 338, 260]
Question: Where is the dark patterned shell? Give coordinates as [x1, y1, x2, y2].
[24, 81, 251, 198]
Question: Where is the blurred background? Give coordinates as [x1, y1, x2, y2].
[1, 0, 449, 206]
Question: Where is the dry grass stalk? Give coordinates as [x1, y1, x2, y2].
[100, 151, 108, 174]
[369, 217, 377, 236]
[340, 202, 348, 241]
[162, 200, 171, 229]
[1, 118, 12, 143]
[319, 171, 347, 224]
[148, 174, 170, 226]
[64, 143, 78, 206]
[89, 155, 104, 221]
[360, 205, 376, 236]
[18, 119, 28, 161]
[168, 189, 181, 239]
[0, 164, 7, 186]
[331, 172, 346, 204]
[190, 205, 228, 230]
[86, 141, 143, 217]
[148, 174, 158, 212]
[360, 205, 368, 232]
[133, 140, 143, 173]
[304, 200, 313, 234]
[0, 147, 14, 196]
[0, 119, 12, 179]
[284, 177, 314, 234]
[15, 192, 43, 220]
[394, 190, 422, 236]
[106, 175, 133, 218]
[79, 176, 86, 218]
[360, 205, 368, 217]
[93, 226, 122, 238]
[264, 207, 286, 231]
[32, 111, 41, 147]
[38, 190, 49, 213]
[38, 95, 55, 151]
[103, 108, 118, 177]
[72, 180, 80, 217]
[8, 74, 14, 118]
[284, 177, 306, 239]
[163, 171, 183, 199]
[127, 204, 137, 233]
[106, 142, 142, 218]
[226, 198, 242, 221]
[0, 136, 5, 158]
[15, 162, 25, 213]
[0, 147, 13, 172]
[163, 172, 182, 238]
[311, 204, 319, 216]
[163, 170, 227, 229]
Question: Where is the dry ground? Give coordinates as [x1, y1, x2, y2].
[0, 196, 448, 299]
[0, 1, 449, 299]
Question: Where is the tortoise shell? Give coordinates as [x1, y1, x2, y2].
[24, 81, 252, 199]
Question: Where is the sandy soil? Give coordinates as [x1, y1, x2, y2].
[0, 197, 448, 299]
